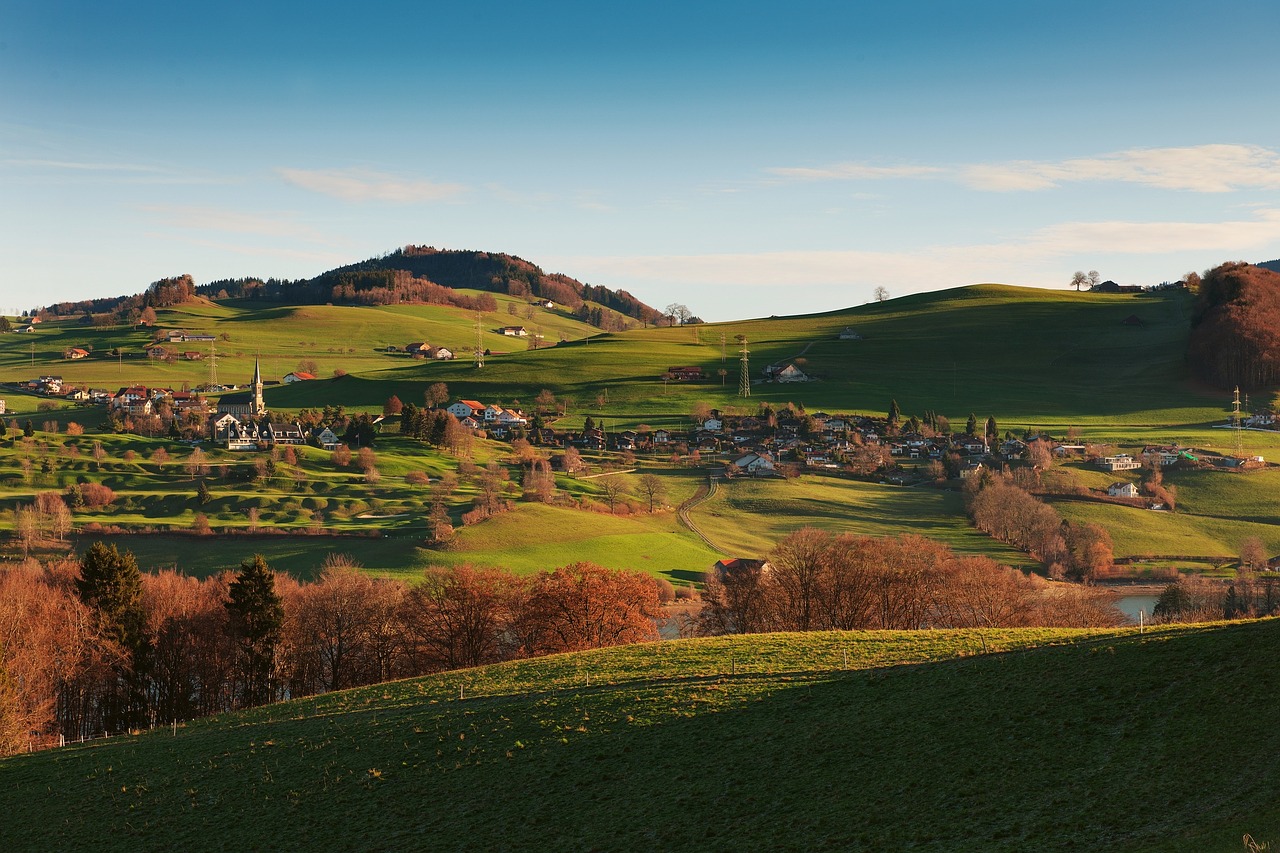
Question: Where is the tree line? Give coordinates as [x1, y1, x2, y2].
[696, 528, 1122, 635]
[0, 547, 662, 755]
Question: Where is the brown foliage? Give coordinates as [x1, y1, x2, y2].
[1188, 262, 1280, 390]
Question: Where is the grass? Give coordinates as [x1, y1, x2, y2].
[691, 474, 1035, 566]
[2, 619, 1278, 851]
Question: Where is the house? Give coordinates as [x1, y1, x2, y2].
[652, 429, 671, 445]
[447, 400, 485, 419]
[266, 422, 306, 445]
[497, 408, 528, 427]
[732, 448, 778, 473]
[182, 351, 203, 361]
[312, 426, 341, 450]
[460, 415, 483, 430]
[1099, 454, 1142, 472]
[1107, 482, 1140, 498]
[838, 327, 863, 340]
[166, 329, 188, 342]
[499, 326, 528, 337]
[1141, 446, 1182, 467]
[1054, 443, 1086, 457]
[0, 400, 6, 415]
[667, 366, 703, 381]
[702, 417, 723, 432]
[147, 345, 171, 359]
[405, 342, 428, 356]
[63, 347, 90, 360]
[483, 404, 504, 423]
[283, 371, 316, 383]
[209, 413, 241, 443]
[712, 558, 771, 580]
[425, 346, 454, 360]
[958, 461, 985, 480]
[775, 364, 809, 383]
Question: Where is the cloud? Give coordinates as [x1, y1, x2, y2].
[277, 167, 467, 203]
[767, 163, 945, 181]
[771, 144, 1280, 193]
[546, 208, 1280, 306]
[139, 204, 332, 243]
[960, 144, 1280, 193]
[4, 159, 162, 172]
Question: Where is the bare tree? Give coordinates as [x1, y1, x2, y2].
[1070, 271, 1089, 291]
[638, 473, 666, 512]
[1088, 270, 1100, 288]
[873, 286, 889, 302]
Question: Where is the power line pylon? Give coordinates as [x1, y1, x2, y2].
[737, 335, 750, 398]
[474, 311, 484, 369]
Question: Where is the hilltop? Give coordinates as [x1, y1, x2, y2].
[2, 621, 1277, 851]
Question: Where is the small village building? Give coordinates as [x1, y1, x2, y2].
[731, 452, 776, 475]
[63, 347, 90, 360]
[312, 426, 341, 450]
[499, 326, 528, 337]
[667, 366, 703, 381]
[447, 400, 485, 419]
[1107, 482, 1140, 498]
[775, 364, 809, 383]
[1099, 454, 1142, 472]
[217, 359, 266, 418]
[283, 371, 316, 383]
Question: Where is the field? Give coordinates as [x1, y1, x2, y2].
[3, 283, 1280, 578]
[2, 619, 1277, 851]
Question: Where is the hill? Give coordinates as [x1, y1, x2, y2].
[2, 620, 1277, 851]
[199, 246, 664, 330]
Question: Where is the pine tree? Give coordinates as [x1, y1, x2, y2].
[985, 416, 998, 447]
[966, 413, 978, 436]
[196, 478, 212, 505]
[76, 541, 149, 729]
[226, 555, 284, 707]
[887, 400, 901, 433]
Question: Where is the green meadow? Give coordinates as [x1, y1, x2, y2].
[2, 619, 1277, 851]
[3, 283, 1280, 577]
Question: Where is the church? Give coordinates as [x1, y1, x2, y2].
[216, 359, 266, 419]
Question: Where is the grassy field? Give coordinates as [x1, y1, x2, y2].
[4, 283, 1280, 577]
[2, 619, 1277, 851]
[690, 475, 1036, 567]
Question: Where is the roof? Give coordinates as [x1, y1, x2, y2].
[287, 371, 316, 380]
[457, 399, 484, 410]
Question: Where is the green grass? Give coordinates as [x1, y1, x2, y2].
[691, 475, 1035, 566]
[3, 620, 1278, 851]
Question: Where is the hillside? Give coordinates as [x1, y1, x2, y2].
[2, 621, 1277, 851]
[198, 246, 664, 329]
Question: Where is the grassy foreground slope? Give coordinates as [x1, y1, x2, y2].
[3, 620, 1278, 852]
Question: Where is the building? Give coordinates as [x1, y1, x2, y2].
[283, 371, 316, 383]
[447, 399, 485, 419]
[1107, 482, 1140, 498]
[217, 359, 266, 418]
[667, 366, 703, 381]
[1099, 454, 1142, 472]
[499, 326, 528, 337]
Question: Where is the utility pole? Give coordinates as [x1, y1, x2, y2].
[720, 332, 726, 362]
[473, 311, 484, 369]
[737, 335, 751, 398]
[1232, 386, 1243, 455]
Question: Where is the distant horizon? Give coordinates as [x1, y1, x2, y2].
[5, 2, 1280, 321]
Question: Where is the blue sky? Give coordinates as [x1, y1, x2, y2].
[3, 1, 1280, 320]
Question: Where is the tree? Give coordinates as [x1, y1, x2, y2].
[1070, 271, 1089, 291]
[184, 447, 208, 479]
[873, 286, 889, 302]
[140, 306, 157, 326]
[516, 563, 661, 654]
[226, 555, 284, 707]
[599, 475, 627, 513]
[534, 388, 557, 414]
[425, 382, 450, 408]
[196, 479, 213, 505]
[1088, 270, 1100, 288]
[984, 416, 998, 448]
[384, 395, 403, 416]
[638, 473, 666, 512]
[1240, 536, 1269, 574]
[966, 413, 978, 436]
[665, 303, 692, 326]
[151, 446, 169, 472]
[887, 399, 901, 433]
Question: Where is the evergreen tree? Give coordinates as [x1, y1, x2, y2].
[888, 400, 900, 433]
[985, 416, 998, 447]
[75, 542, 149, 729]
[966, 413, 978, 436]
[23, 420, 33, 437]
[196, 478, 212, 505]
[226, 555, 284, 707]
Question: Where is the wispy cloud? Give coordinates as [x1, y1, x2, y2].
[139, 204, 332, 243]
[547, 208, 1280, 304]
[771, 144, 1280, 193]
[960, 144, 1280, 193]
[768, 163, 945, 181]
[5, 158, 162, 172]
[277, 167, 467, 203]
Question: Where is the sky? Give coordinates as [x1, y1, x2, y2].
[3, 1, 1280, 321]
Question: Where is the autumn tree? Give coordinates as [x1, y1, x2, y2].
[404, 566, 518, 671]
[638, 473, 666, 512]
[1239, 536, 1269, 574]
[425, 382, 450, 408]
[515, 563, 661, 654]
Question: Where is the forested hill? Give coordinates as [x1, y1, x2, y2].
[199, 246, 664, 330]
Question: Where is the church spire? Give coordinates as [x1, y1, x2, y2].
[251, 356, 264, 415]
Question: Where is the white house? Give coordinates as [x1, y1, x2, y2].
[775, 364, 809, 383]
[1099, 454, 1142, 472]
[1107, 482, 1140, 498]
[447, 400, 485, 419]
[731, 452, 776, 475]
[499, 326, 528, 337]
[702, 417, 723, 431]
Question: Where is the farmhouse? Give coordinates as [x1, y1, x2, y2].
[283, 371, 316, 383]
[147, 345, 171, 359]
[63, 347, 90, 360]
[447, 400, 485, 419]
[499, 326, 528, 337]
[774, 364, 809, 383]
[1107, 482, 1140, 498]
[424, 346, 454, 360]
[182, 351, 203, 361]
[667, 366, 703, 381]
[312, 426, 341, 450]
[730, 452, 776, 476]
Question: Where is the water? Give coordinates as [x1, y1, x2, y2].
[1116, 594, 1159, 625]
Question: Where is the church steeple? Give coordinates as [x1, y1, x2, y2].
[251, 357, 264, 415]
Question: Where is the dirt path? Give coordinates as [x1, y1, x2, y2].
[678, 473, 723, 552]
